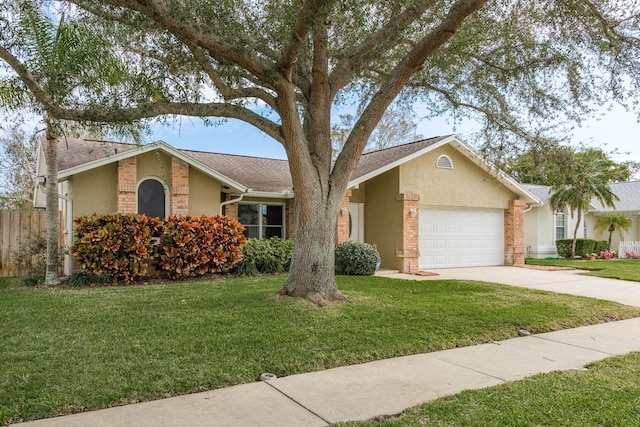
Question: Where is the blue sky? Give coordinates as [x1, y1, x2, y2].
[150, 103, 640, 164]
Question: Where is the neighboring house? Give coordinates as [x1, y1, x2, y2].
[34, 134, 540, 274]
[524, 181, 640, 258]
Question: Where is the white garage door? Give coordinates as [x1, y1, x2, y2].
[419, 208, 504, 269]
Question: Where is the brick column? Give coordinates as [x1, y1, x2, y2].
[504, 199, 526, 267]
[336, 190, 352, 243]
[117, 157, 137, 213]
[396, 193, 420, 273]
[223, 193, 239, 218]
[285, 198, 295, 239]
[171, 158, 189, 215]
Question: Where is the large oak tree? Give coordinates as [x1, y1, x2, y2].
[2, 0, 639, 303]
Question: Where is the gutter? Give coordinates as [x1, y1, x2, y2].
[220, 190, 251, 215]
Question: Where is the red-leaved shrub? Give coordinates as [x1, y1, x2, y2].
[70, 213, 162, 282]
[155, 215, 246, 279]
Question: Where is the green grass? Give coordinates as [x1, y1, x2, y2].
[2, 275, 640, 424]
[526, 258, 640, 281]
[338, 352, 640, 426]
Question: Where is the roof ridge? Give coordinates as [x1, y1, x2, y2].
[361, 135, 449, 156]
[177, 146, 288, 161]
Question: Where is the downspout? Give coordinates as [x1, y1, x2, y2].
[220, 190, 251, 215]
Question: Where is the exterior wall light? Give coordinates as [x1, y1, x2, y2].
[409, 208, 417, 217]
[340, 207, 348, 216]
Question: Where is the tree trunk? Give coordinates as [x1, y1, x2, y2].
[608, 224, 615, 252]
[571, 208, 582, 259]
[279, 190, 346, 306]
[44, 121, 60, 286]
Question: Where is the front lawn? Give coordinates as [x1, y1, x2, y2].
[526, 258, 640, 282]
[2, 275, 640, 424]
[339, 352, 640, 426]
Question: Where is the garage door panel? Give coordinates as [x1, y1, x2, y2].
[419, 208, 504, 269]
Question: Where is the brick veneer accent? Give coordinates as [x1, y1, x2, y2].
[504, 199, 526, 267]
[117, 157, 137, 213]
[396, 193, 420, 273]
[336, 190, 352, 243]
[171, 158, 189, 215]
[223, 194, 239, 218]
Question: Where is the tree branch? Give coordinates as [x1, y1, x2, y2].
[332, 0, 489, 191]
[329, 0, 438, 97]
[51, 101, 284, 143]
[186, 42, 278, 111]
[277, 0, 331, 88]
[76, 0, 279, 86]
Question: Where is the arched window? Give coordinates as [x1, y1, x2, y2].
[138, 178, 167, 218]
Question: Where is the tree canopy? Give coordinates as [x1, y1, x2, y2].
[503, 144, 640, 186]
[2, 0, 640, 302]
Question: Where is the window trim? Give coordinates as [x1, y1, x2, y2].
[554, 210, 566, 241]
[136, 176, 170, 218]
[238, 202, 286, 239]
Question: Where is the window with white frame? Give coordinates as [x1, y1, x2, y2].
[238, 203, 284, 238]
[555, 211, 566, 240]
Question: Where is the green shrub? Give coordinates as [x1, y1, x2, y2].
[70, 213, 163, 282]
[66, 270, 107, 287]
[556, 238, 597, 258]
[231, 259, 259, 277]
[594, 240, 609, 254]
[236, 237, 294, 274]
[155, 215, 246, 279]
[335, 241, 380, 276]
[12, 234, 65, 286]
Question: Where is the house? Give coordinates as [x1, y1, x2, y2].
[523, 181, 640, 258]
[34, 134, 540, 274]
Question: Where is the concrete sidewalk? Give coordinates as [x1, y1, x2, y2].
[18, 318, 640, 427]
[17, 267, 640, 427]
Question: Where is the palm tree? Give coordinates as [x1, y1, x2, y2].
[594, 213, 632, 251]
[1, 4, 142, 284]
[549, 149, 619, 258]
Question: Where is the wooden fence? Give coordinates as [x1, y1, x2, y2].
[0, 210, 63, 278]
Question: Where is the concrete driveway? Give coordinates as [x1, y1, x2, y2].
[382, 266, 640, 307]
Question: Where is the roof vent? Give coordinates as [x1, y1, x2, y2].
[436, 154, 453, 169]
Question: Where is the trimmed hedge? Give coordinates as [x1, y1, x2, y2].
[556, 238, 598, 259]
[156, 215, 247, 279]
[234, 237, 294, 275]
[594, 240, 609, 254]
[335, 241, 380, 276]
[71, 213, 246, 282]
[70, 213, 162, 281]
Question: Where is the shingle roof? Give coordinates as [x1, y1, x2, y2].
[522, 181, 640, 213]
[54, 136, 454, 194]
[56, 138, 138, 171]
[183, 149, 292, 193]
[52, 135, 536, 201]
[522, 184, 553, 204]
[351, 136, 451, 180]
[593, 181, 640, 212]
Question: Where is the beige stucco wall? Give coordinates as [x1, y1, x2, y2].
[525, 206, 557, 258]
[399, 145, 517, 209]
[70, 163, 118, 217]
[585, 213, 639, 253]
[364, 168, 403, 270]
[188, 168, 221, 215]
[349, 184, 366, 203]
[137, 151, 172, 184]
